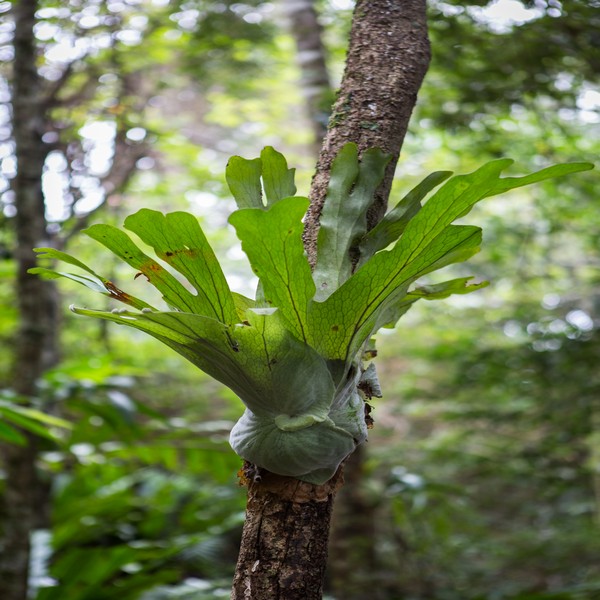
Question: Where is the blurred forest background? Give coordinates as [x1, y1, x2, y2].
[0, 0, 599, 599]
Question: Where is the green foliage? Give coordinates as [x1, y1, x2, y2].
[174, 0, 277, 95]
[29, 362, 244, 600]
[31, 145, 592, 484]
[358, 170, 452, 261]
[2, 2, 595, 598]
[372, 298, 600, 599]
[225, 146, 297, 210]
[229, 197, 313, 340]
[0, 392, 71, 446]
[424, 0, 600, 133]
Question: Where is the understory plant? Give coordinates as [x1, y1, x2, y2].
[31, 144, 592, 484]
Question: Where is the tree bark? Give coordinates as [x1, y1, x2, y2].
[231, 468, 343, 599]
[232, 2, 430, 597]
[282, 0, 333, 155]
[305, 0, 431, 266]
[1, 1, 59, 598]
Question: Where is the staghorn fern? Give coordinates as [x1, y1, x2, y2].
[30, 145, 592, 484]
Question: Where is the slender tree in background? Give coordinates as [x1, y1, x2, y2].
[231, 1, 431, 598]
[1, 2, 54, 591]
[0, 1, 59, 597]
[282, 0, 333, 155]
[1, 3, 152, 597]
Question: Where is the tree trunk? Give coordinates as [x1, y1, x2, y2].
[232, 2, 430, 597]
[1, 1, 59, 598]
[231, 468, 343, 599]
[282, 0, 333, 155]
[305, 0, 431, 266]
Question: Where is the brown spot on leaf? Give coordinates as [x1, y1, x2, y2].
[331, 325, 339, 332]
[105, 280, 136, 304]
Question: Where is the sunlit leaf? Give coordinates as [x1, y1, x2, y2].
[229, 197, 315, 342]
[32, 146, 594, 484]
[225, 147, 297, 210]
[225, 156, 263, 209]
[260, 146, 296, 206]
[30, 248, 154, 310]
[408, 277, 489, 300]
[69, 306, 331, 421]
[359, 170, 452, 263]
[69, 305, 260, 409]
[376, 277, 489, 330]
[6, 404, 72, 430]
[309, 224, 483, 360]
[309, 158, 581, 360]
[84, 223, 212, 315]
[123, 209, 238, 325]
[0, 403, 68, 442]
[484, 162, 594, 198]
[232, 291, 256, 319]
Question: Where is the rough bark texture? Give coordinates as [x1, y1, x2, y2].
[10, 0, 56, 373]
[304, 0, 431, 266]
[282, 0, 333, 155]
[0, 1, 58, 598]
[231, 468, 343, 599]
